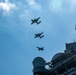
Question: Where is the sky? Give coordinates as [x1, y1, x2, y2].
[0, 0, 76, 75]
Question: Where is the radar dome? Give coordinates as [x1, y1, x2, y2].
[51, 52, 65, 62]
[32, 57, 46, 68]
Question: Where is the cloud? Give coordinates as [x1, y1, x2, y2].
[69, 0, 76, 11]
[26, 0, 41, 10]
[49, 0, 62, 12]
[0, 0, 16, 15]
[49, 0, 76, 13]
[14, 0, 42, 22]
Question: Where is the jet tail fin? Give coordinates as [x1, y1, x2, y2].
[40, 35, 44, 38]
[37, 21, 41, 25]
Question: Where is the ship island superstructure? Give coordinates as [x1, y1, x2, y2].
[32, 42, 76, 75]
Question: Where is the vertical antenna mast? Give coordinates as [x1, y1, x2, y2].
[75, 24, 76, 30]
[74, 24, 76, 42]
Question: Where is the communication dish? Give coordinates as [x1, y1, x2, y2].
[33, 57, 46, 68]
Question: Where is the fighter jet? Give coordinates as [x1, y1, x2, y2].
[36, 47, 44, 51]
[31, 17, 41, 25]
[34, 32, 44, 38]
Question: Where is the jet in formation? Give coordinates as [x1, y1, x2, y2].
[36, 47, 44, 51]
[31, 17, 41, 25]
[34, 32, 44, 38]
